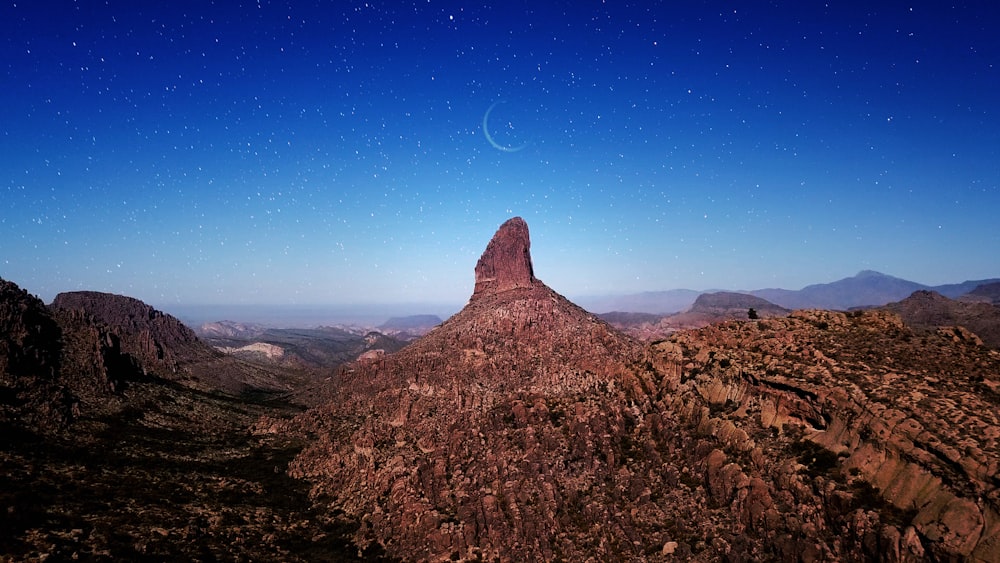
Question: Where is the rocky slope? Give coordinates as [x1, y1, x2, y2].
[664, 308, 1000, 561]
[962, 282, 1000, 305]
[0, 279, 73, 431]
[50, 291, 210, 374]
[50, 291, 300, 394]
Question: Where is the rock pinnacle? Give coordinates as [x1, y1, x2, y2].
[472, 217, 537, 297]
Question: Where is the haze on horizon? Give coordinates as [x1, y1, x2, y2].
[2, 2, 998, 307]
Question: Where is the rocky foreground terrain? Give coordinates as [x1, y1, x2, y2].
[3, 217, 1000, 561]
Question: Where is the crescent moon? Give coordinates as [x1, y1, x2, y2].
[483, 102, 529, 153]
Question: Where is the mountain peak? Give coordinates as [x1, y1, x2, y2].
[472, 216, 537, 298]
[855, 269, 888, 278]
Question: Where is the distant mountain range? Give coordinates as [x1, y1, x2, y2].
[578, 270, 1000, 314]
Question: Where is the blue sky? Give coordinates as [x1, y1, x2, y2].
[2, 1, 998, 308]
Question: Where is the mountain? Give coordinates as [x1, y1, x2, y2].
[882, 290, 1000, 349]
[683, 291, 789, 320]
[750, 270, 927, 310]
[267, 218, 663, 560]
[51, 291, 212, 373]
[5, 224, 1000, 561]
[933, 279, 1000, 299]
[50, 291, 295, 394]
[264, 219, 1000, 561]
[198, 320, 268, 340]
[962, 281, 1000, 306]
[2, 278, 381, 560]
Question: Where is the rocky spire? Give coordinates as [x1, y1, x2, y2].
[472, 216, 537, 297]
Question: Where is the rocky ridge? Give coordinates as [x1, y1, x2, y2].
[51, 291, 209, 375]
[882, 290, 1000, 349]
[0, 280, 73, 430]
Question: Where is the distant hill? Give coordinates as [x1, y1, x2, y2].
[881, 290, 1000, 349]
[602, 292, 789, 340]
[686, 291, 790, 316]
[197, 320, 267, 340]
[961, 282, 1000, 306]
[576, 289, 702, 315]
[581, 271, 1000, 314]
[378, 314, 443, 336]
[199, 325, 405, 370]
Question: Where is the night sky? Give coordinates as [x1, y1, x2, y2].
[2, 1, 998, 310]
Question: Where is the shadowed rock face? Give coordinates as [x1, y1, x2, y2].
[51, 291, 206, 373]
[472, 216, 537, 297]
[0, 279, 72, 430]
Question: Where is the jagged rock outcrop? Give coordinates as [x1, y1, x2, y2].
[48, 291, 293, 394]
[472, 216, 537, 297]
[2, 282, 302, 433]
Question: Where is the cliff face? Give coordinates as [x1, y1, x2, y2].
[472, 216, 537, 297]
[1, 281, 301, 433]
[48, 291, 293, 394]
[50, 291, 209, 374]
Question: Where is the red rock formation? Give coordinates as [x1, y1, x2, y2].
[51, 291, 207, 373]
[271, 220, 1000, 562]
[472, 216, 537, 297]
[276, 219, 688, 561]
